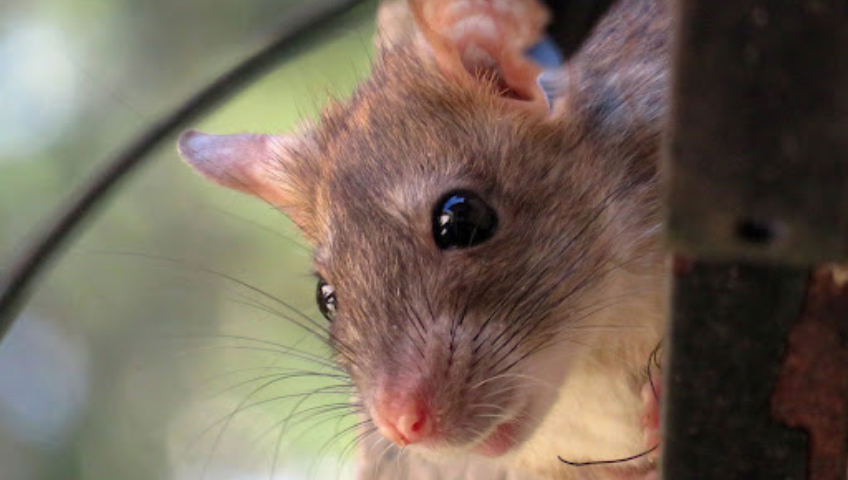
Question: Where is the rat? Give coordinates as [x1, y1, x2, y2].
[177, 0, 671, 478]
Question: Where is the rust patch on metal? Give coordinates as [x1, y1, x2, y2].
[773, 265, 848, 480]
[672, 255, 693, 276]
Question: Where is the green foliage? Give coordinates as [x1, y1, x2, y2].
[0, 1, 377, 479]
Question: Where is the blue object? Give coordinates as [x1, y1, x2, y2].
[526, 35, 563, 68]
[526, 36, 564, 108]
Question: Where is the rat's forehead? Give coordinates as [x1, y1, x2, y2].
[310, 176, 449, 275]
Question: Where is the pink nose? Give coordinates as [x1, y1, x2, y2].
[372, 394, 434, 446]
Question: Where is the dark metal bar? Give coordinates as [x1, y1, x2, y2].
[664, 260, 809, 479]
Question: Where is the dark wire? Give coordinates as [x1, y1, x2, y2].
[0, 0, 374, 341]
[558, 444, 659, 467]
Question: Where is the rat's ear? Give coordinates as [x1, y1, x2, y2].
[177, 130, 316, 236]
[407, 0, 553, 111]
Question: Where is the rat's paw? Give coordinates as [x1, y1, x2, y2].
[640, 471, 659, 480]
[640, 372, 662, 460]
[635, 373, 662, 480]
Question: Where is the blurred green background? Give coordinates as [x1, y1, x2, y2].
[0, 1, 377, 479]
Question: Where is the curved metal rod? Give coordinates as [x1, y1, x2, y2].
[0, 0, 373, 340]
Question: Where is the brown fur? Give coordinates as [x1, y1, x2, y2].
[179, 0, 671, 478]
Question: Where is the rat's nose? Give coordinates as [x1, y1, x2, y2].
[372, 393, 434, 446]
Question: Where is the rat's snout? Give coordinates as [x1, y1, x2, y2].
[371, 388, 435, 447]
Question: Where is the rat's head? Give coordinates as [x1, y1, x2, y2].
[178, 0, 663, 462]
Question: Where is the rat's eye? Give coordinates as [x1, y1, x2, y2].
[433, 190, 498, 250]
[316, 278, 337, 321]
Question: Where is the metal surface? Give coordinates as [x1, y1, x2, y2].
[665, 0, 848, 264]
[773, 266, 848, 480]
[663, 260, 809, 480]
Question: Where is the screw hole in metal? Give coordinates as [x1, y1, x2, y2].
[735, 217, 783, 246]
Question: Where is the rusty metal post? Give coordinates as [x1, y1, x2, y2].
[663, 0, 848, 479]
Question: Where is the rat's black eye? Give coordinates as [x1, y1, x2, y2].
[433, 190, 498, 250]
[316, 278, 337, 321]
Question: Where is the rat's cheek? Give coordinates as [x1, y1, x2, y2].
[472, 412, 523, 457]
